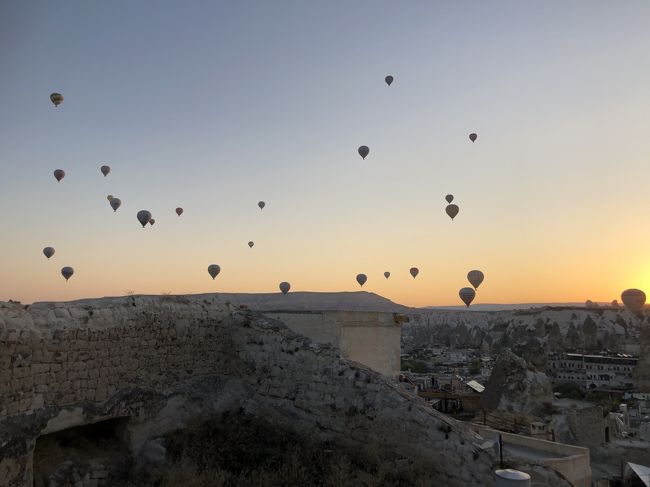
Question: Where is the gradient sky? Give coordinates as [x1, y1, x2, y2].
[1, 1, 650, 307]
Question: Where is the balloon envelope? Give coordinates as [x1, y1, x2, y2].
[100, 165, 110, 177]
[384, 271, 390, 279]
[137, 210, 152, 228]
[43, 247, 55, 259]
[207, 264, 221, 279]
[53, 169, 65, 182]
[467, 270, 484, 289]
[50, 93, 63, 107]
[175, 207, 183, 216]
[110, 198, 121, 212]
[410, 267, 419, 278]
[469, 133, 477, 142]
[61, 266, 74, 281]
[149, 218, 155, 226]
[356, 274, 367, 287]
[358, 146, 369, 160]
[279, 282, 291, 294]
[446, 204, 459, 220]
[258, 201, 265, 210]
[459, 287, 476, 307]
[385, 75, 393, 86]
[107, 195, 114, 201]
[445, 194, 454, 203]
[248, 241, 254, 248]
[621, 289, 646, 313]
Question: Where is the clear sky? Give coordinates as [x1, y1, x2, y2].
[1, 1, 650, 307]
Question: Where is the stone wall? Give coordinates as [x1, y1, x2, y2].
[565, 405, 606, 448]
[265, 310, 403, 378]
[470, 424, 591, 487]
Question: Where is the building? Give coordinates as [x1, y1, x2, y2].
[549, 352, 638, 390]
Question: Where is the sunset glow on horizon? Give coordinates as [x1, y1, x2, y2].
[2, 1, 650, 307]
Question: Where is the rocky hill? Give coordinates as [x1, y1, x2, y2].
[1, 295, 509, 487]
[211, 291, 411, 312]
[58, 291, 411, 315]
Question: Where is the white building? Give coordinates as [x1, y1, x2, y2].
[549, 353, 637, 390]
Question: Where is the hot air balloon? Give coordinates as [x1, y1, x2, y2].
[110, 198, 121, 212]
[621, 289, 646, 313]
[410, 267, 419, 279]
[207, 264, 221, 279]
[258, 201, 265, 210]
[248, 241, 254, 248]
[61, 267, 74, 281]
[385, 75, 394, 86]
[467, 270, 484, 289]
[358, 146, 369, 160]
[100, 165, 110, 177]
[446, 204, 459, 220]
[149, 218, 155, 226]
[384, 271, 390, 279]
[279, 282, 291, 295]
[175, 207, 183, 216]
[611, 300, 620, 309]
[356, 274, 367, 287]
[53, 169, 65, 182]
[445, 194, 454, 203]
[469, 133, 477, 142]
[107, 195, 114, 201]
[137, 210, 152, 228]
[459, 287, 476, 307]
[50, 93, 63, 107]
[43, 247, 55, 259]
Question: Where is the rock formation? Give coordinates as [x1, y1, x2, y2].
[481, 349, 554, 416]
[633, 316, 650, 392]
[402, 307, 644, 358]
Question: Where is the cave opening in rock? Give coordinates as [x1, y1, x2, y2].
[33, 417, 131, 487]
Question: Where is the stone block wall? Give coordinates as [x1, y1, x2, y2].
[0, 296, 232, 419]
[566, 405, 606, 448]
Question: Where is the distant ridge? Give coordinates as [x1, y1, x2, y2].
[36, 293, 619, 314]
[423, 302, 591, 311]
[30, 291, 411, 313]
[213, 291, 412, 313]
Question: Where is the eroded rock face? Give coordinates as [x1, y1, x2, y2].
[481, 349, 554, 416]
[402, 307, 646, 358]
[0, 295, 497, 487]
